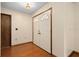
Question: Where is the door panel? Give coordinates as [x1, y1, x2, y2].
[33, 17, 40, 46]
[1, 14, 11, 49]
[33, 10, 51, 53]
[39, 10, 51, 53]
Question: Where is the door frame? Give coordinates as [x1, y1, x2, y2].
[1, 13, 11, 48]
[32, 8, 52, 54]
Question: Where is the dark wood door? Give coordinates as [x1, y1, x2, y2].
[1, 13, 11, 49]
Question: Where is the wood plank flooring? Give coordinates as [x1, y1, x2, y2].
[69, 51, 79, 57]
[1, 42, 55, 57]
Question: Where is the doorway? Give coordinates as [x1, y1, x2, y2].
[1, 13, 11, 49]
[32, 8, 52, 54]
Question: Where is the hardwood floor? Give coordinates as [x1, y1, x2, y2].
[1, 42, 55, 57]
[69, 51, 79, 57]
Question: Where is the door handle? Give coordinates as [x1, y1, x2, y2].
[38, 32, 41, 34]
[38, 30, 41, 34]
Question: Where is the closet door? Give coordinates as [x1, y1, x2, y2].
[39, 10, 51, 53]
[33, 16, 40, 46]
[33, 9, 51, 53]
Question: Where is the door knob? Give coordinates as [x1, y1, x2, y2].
[38, 30, 41, 34]
[38, 32, 41, 34]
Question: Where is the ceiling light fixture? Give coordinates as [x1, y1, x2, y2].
[26, 3, 31, 9]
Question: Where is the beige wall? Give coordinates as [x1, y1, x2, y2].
[52, 3, 65, 57]
[74, 3, 79, 52]
[1, 8, 32, 45]
[64, 3, 75, 56]
[65, 3, 79, 56]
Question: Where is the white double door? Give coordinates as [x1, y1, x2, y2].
[33, 10, 51, 53]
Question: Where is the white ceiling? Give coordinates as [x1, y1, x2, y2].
[1, 2, 47, 15]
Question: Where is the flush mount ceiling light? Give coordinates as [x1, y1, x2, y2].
[26, 3, 31, 9]
[19, 2, 36, 10]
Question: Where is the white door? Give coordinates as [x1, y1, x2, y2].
[33, 9, 51, 53]
[33, 16, 40, 46]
